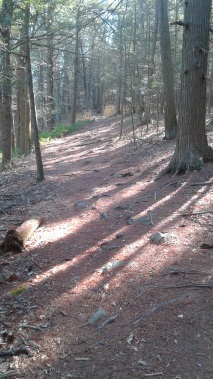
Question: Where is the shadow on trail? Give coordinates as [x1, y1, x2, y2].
[0, 116, 212, 379]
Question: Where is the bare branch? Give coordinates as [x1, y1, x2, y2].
[170, 20, 188, 27]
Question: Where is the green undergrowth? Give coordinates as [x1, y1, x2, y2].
[0, 120, 92, 163]
[9, 286, 26, 296]
[39, 120, 92, 143]
[0, 148, 25, 160]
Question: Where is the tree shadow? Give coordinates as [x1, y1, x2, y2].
[0, 116, 212, 378]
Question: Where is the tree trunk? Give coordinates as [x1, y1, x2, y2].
[46, 5, 55, 130]
[165, 0, 213, 174]
[95, 57, 103, 114]
[24, 4, 44, 182]
[71, 6, 80, 125]
[138, 0, 146, 65]
[16, 42, 31, 155]
[0, 88, 2, 151]
[157, 0, 177, 140]
[116, 14, 125, 115]
[37, 50, 46, 130]
[61, 51, 71, 113]
[148, 1, 158, 89]
[207, 57, 213, 113]
[0, 0, 14, 167]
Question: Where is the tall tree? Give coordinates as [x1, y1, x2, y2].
[0, 0, 14, 167]
[157, 0, 177, 140]
[71, 5, 80, 125]
[46, 4, 55, 130]
[115, 15, 123, 115]
[147, 1, 158, 90]
[24, 4, 44, 181]
[165, 0, 213, 174]
[16, 31, 31, 155]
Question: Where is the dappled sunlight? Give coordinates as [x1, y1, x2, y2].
[1, 116, 212, 379]
[144, 183, 188, 216]
[32, 219, 84, 247]
[32, 256, 79, 285]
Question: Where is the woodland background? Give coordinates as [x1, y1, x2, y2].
[0, 0, 213, 177]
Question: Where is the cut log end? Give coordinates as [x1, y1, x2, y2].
[0, 217, 44, 254]
[0, 229, 24, 254]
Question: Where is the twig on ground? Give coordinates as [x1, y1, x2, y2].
[165, 269, 209, 276]
[20, 323, 43, 332]
[0, 346, 31, 357]
[182, 210, 213, 216]
[144, 373, 163, 377]
[196, 352, 212, 360]
[0, 261, 10, 267]
[189, 182, 213, 186]
[98, 315, 118, 329]
[0, 371, 20, 378]
[164, 283, 213, 289]
[133, 294, 188, 325]
[200, 243, 213, 249]
[61, 174, 75, 177]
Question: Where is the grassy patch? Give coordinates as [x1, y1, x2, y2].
[39, 120, 92, 143]
[9, 286, 26, 296]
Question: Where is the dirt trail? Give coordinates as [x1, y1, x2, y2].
[0, 116, 213, 379]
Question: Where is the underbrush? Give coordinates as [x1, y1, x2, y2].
[103, 104, 116, 117]
[0, 120, 92, 165]
[39, 120, 92, 143]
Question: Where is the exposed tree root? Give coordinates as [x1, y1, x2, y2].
[161, 146, 213, 176]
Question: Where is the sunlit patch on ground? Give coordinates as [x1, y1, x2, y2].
[0, 116, 212, 378]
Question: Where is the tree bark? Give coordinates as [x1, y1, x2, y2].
[71, 6, 80, 125]
[148, 1, 158, 90]
[0, 0, 14, 167]
[46, 5, 55, 130]
[157, 0, 177, 140]
[16, 38, 30, 155]
[165, 0, 213, 174]
[24, 4, 44, 181]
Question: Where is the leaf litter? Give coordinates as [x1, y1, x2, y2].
[0, 116, 212, 378]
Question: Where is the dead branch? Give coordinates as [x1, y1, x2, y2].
[133, 294, 188, 325]
[98, 315, 118, 329]
[0, 218, 44, 254]
[0, 371, 20, 379]
[170, 20, 187, 27]
[0, 346, 31, 357]
[165, 269, 209, 275]
[164, 283, 213, 289]
[200, 243, 213, 249]
[181, 210, 213, 216]
[189, 182, 213, 186]
[20, 323, 44, 332]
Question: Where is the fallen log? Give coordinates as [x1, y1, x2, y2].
[0, 218, 44, 254]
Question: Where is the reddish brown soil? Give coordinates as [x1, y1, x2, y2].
[0, 116, 213, 379]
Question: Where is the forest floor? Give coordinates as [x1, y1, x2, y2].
[0, 115, 213, 379]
